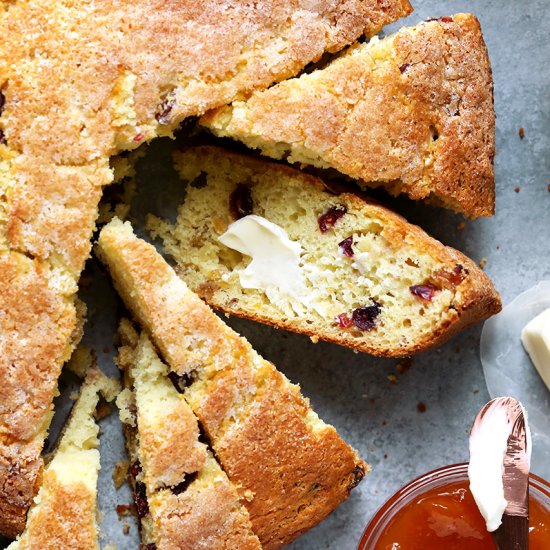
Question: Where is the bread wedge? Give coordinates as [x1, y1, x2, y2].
[145, 147, 501, 357]
[201, 13, 495, 218]
[116, 319, 261, 550]
[0, 0, 411, 534]
[97, 219, 367, 549]
[8, 363, 119, 550]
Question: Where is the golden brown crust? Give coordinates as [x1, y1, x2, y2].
[150, 471, 262, 550]
[0, 1, 410, 535]
[0, 252, 76, 537]
[13, 470, 97, 550]
[201, 13, 494, 218]
[212, 369, 366, 549]
[98, 220, 367, 549]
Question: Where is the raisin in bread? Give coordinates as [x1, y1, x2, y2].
[145, 146, 501, 357]
[8, 363, 119, 550]
[97, 219, 367, 550]
[201, 13, 495, 219]
[116, 319, 261, 550]
[0, 0, 411, 535]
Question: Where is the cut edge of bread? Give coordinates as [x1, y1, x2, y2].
[147, 146, 501, 358]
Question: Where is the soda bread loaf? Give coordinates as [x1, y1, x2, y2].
[201, 13, 495, 219]
[8, 364, 119, 550]
[116, 319, 261, 550]
[146, 147, 501, 357]
[97, 219, 367, 549]
[0, 0, 411, 535]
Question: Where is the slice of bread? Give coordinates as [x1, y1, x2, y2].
[8, 362, 119, 550]
[0, 1, 411, 535]
[201, 13, 495, 219]
[97, 219, 367, 549]
[116, 319, 261, 550]
[146, 146, 501, 357]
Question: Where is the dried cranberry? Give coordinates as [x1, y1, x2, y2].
[0, 90, 4, 115]
[399, 63, 410, 74]
[171, 472, 198, 495]
[0, 129, 5, 145]
[130, 461, 142, 480]
[134, 481, 149, 519]
[144, 545, 157, 550]
[434, 264, 467, 287]
[168, 370, 198, 394]
[352, 302, 382, 330]
[410, 284, 438, 301]
[155, 97, 175, 124]
[318, 205, 347, 233]
[336, 313, 353, 328]
[229, 184, 253, 220]
[133, 132, 145, 142]
[338, 236, 354, 257]
[348, 464, 366, 490]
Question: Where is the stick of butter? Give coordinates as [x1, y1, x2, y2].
[521, 308, 550, 391]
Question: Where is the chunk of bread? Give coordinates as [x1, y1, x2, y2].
[8, 362, 119, 550]
[116, 319, 261, 550]
[201, 14, 495, 218]
[0, 0, 411, 534]
[146, 147, 501, 357]
[97, 219, 367, 549]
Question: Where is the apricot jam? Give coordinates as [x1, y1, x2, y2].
[359, 464, 550, 550]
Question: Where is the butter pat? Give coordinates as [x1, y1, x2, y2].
[468, 403, 510, 532]
[219, 215, 306, 306]
[521, 308, 550, 391]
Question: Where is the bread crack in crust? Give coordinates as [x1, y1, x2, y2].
[146, 146, 501, 357]
[0, 0, 412, 535]
[116, 319, 261, 550]
[97, 219, 368, 549]
[201, 14, 495, 218]
[8, 362, 120, 550]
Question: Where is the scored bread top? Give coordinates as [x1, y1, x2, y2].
[0, 0, 411, 535]
[147, 146, 501, 357]
[116, 321, 262, 550]
[98, 219, 367, 549]
[201, 13, 495, 219]
[8, 365, 119, 550]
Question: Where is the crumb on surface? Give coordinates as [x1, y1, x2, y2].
[519, 127, 525, 139]
[417, 401, 427, 413]
[112, 460, 130, 489]
[514, 186, 521, 193]
[479, 258, 487, 269]
[116, 504, 136, 518]
[396, 357, 412, 374]
[69, 390, 79, 401]
[547, 183, 550, 192]
[310, 335, 319, 344]
[456, 222, 465, 231]
[387, 374, 398, 384]
[123, 523, 130, 535]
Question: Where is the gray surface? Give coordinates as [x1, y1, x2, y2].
[5, 1, 549, 548]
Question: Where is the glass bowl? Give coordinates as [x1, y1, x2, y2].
[358, 463, 550, 549]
